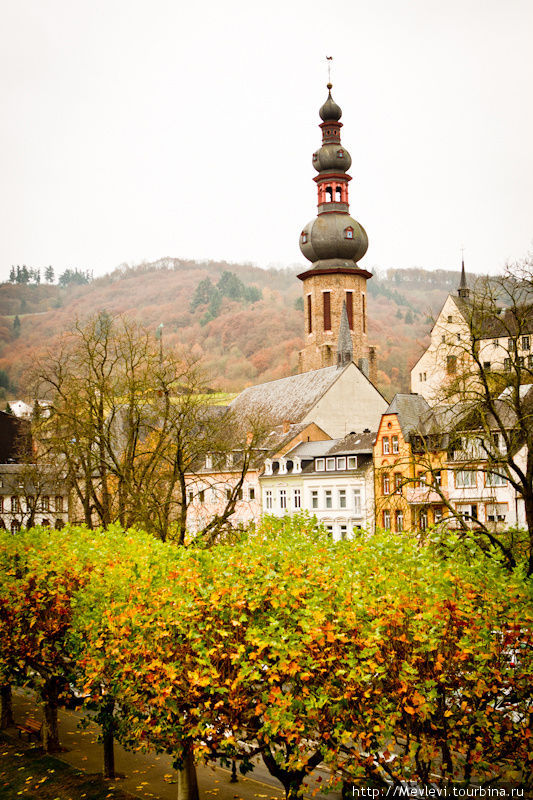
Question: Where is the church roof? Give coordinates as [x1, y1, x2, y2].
[229, 364, 347, 428]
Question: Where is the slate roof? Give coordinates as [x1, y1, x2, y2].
[229, 365, 346, 427]
[286, 431, 376, 460]
[448, 296, 533, 339]
[384, 393, 431, 441]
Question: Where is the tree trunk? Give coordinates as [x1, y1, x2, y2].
[176, 744, 199, 800]
[42, 679, 61, 753]
[102, 697, 115, 779]
[0, 683, 15, 728]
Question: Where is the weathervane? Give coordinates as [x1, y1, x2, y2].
[326, 55, 333, 86]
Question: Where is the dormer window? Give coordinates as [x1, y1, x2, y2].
[301, 231, 308, 243]
[312, 153, 318, 161]
[205, 454, 213, 470]
[344, 226, 354, 239]
[337, 149, 344, 158]
[315, 458, 325, 471]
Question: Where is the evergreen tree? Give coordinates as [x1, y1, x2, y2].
[45, 265, 55, 284]
[12, 316, 21, 338]
[190, 277, 216, 311]
[19, 266, 30, 284]
[8, 266, 15, 283]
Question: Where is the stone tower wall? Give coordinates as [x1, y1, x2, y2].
[298, 269, 369, 373]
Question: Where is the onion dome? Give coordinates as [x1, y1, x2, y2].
[319, 84, 342, 121]
[300, 214, 368, 267]
[312, 143, 352, 172]
[299, 83, 369, 269]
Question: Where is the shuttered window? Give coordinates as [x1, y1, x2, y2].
[323, 292, 331, 331]
[345, 291, 353, 330]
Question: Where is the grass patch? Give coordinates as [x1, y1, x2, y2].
[0, 734, 139, 800]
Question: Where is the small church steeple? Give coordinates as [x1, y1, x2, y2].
[458, 259, 470, 299]
[337, 301, 353, 368]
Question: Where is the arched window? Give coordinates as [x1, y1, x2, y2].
[335, 186, 342, 202]
[325, 186, 333, 202]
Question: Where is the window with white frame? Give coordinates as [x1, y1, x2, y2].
[392, 435, 399, 454]
[279, 489, 287, 510]
[382, 509, 391, 529]
[339, 489, 346, 508]
[325, 490, 332, 509]
[485, 470, 507, 487]
[339, 524, 348, 540]
[382, 437, 390, 454]
[353, 489, 361, 516]
[311, 490, 319, 509]
[395, 509, 404, 532]
[325, 525, 334, 536]
[293, 489, 301, 509]
[455, 470, 476, 488]
[336, 456, 346, 470]
[486, 503, 507, 522]
[522, 335, 530, 350]
[326, 457, 335, 471]
[347, 456, 357, 469]
[315, 458, 325, 471]
[205, 454, 213, 469]
[265, 490, 273, 510]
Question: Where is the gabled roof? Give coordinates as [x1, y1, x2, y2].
[383, 393, 431, 440]
[229, 364, 348, 427]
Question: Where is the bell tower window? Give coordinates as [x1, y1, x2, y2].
[325, 186, 333, 202]
[346, 291, 353, 330]
[335, 186, 342, 202]
[323, 292, 331, 331]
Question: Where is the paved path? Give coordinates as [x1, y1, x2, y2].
[10, 690, 341, 800]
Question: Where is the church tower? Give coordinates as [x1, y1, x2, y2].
[297, 83, 374, 376]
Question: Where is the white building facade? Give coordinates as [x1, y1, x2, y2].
[260, 433, 375, 539]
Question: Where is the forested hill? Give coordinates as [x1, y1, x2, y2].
[0, 258, 464, 399]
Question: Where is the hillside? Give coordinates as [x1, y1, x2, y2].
[0, 258, 462, 400]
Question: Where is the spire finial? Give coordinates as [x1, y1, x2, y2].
[337, 301, 353, 368]
[458, 250, 470, 299]
[326, 55, 333, 89]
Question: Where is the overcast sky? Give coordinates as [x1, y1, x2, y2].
[1, 0, 532, 281]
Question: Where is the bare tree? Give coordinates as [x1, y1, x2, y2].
[400, 260, 533, 572]
[29, 313, 266, 544]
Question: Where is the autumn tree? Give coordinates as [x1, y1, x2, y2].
[30, 312, 266, 543]
[0, 528, 92, 753]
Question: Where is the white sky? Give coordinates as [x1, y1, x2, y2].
[1, 0, 532, 281]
